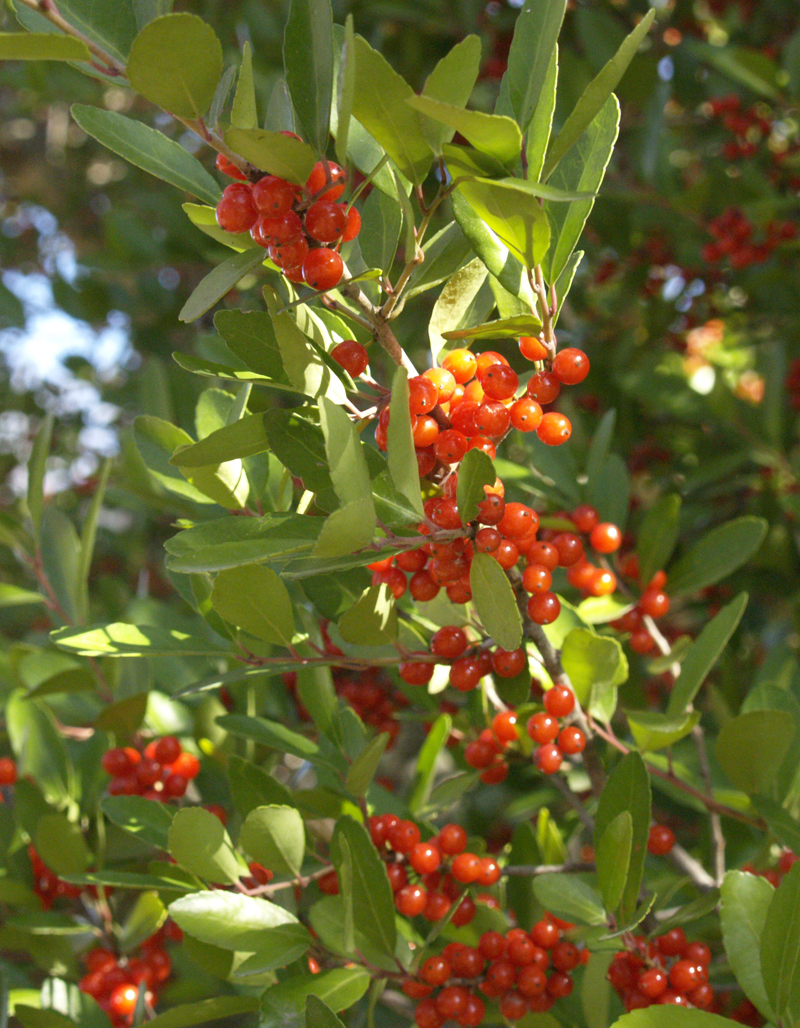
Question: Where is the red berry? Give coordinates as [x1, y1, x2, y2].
[154, 736, 181, 766]
[449, 657, 484, 692]
[537, 411, 572, 446]
[535, 743, 563, 774]
[544, 684, 575, 717]
[434, 429, 468, 465]
[640, 588, 671, 619]
[170, 751, 200, 780]
[527, 712, 560, 744]
[647, 825, 676, 855]
[341, 205, 361, 241]
[547, 970, 574, 998]
[530, 919, 560, 949]
[421, 955, 451, 986]
[589, 522, 623, 554]
[108, 984, 139, 1018]
[571, 504, 599, 533]
[399, 661, 435, 686]
[519, 335, 548, 361]
[102, 747, 140, 777]
[639, 967, 669, 998]
[0, 757, 16, 786]
[216, 153, 247, 180]
[216, 182, 257, 233]
[492, 710, 519, 744]
[410, 842, 442, 875]
[527, 591, 561, 625]
[522, 563, 552, 594]
[491, 648, 527, 679]
[305, 201, 347, 242]
[552, 532, 584, 567]
[251, 175, 296, 216]
[396, 884, 428, 917]
[330, 339, 368, 377]
[527, 370, 561, 404]
[438, 824, 468, 855]
[305, 160, 346, 201]
[302, 248, 344, 291]
[436, 985, 470, 1018]
[415, 997, 446, 1028]
[657, 927, 687, 957]
[388, 819, 421, 854]
[558, 726, 586, 755]
[499, 990, 529, 1020]
[480, 364, 518, 400]
[451, 852, 482, 884]
[441, 349, 478, 384]
[551, 941, 580, 972]
[552, 347, 590, 385]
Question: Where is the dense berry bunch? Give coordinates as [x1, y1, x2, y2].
[101, 737, 200, 801]
[78, 926, 178, 1027]
[215, 155, 358, 291]
[610, 555, 671, 655]
[29, 846, 82, 909]
[742, 848, 798, 887]
[701, 206, 796, 270]
[405, 917, 585, 1026]
[607, 929, 714, 1012]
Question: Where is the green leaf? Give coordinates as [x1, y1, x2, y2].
[350, 35, 433, 185]
[211, 564, 295, 646]
[27, 413, 53, 542]
[627, 710, 701, 753]
[259, 968, 370, 1025]
[52, 621, 228, 657]
[101, 795, 174, 849]
[345, 733, 390, 798]
[119, 890, 167, 952]
[13, 1010, 76, 1028]
[312, 497, 377, 559]
[406, 222, 473, 299]
[503, 0, 567, 132]
[426, 771, 480, 813]
[542, 8, 655, 181]
[587, 454, 630, 531]
[608, 1010, 743, 1028]
[216, 308, 292, 381]
[420, 35, 482, 151]
[306, 996, 346, 1028]
[131, 997, 259, 1028]
[63, 869, 200, 892]
[13, 0, 139, 66]
[284, 0, 333, 154]
[761, 860, 800, 1028]
[594, 752, 650, 921]
[407, 96, 521, 166]
[6, 692, 71, 804]
[239, 805, 305, 877]
[338, 585, 397, 646]
[227, 754, 295, 819]
[408, 715, 452, 817]
[224, 127, 317, 186]
[470, 553, 523, 651]
[667, 593, 748, 716]
[581, 952, 614, 1028]
[334, 15, 356, 169]
[127, 14, 222, 119]
[525, 48, 558, 182]
[217, 714, 341, 773]
[456, 177, 551, 269]
[0, 32, 91, 61]
[0, 583, 43, 607]
[507, 822, 539, 931]
[164, 512, 323, 573]
[561, 627, 628, 724]
[596, 812, 632, 914]
[168, 890, 309, 963]
[231, 42, 256, 130]
[35, 814, 91, 878]
[169, 413, 269, 468]
[456, 449, 496, 524]
[319, 396, 372, 507]
[751, 796, 800, 854]
[332, 817, 397, 960]
[264, 286, 339, 399]
[263, 410, 337, 510]
[387, 366, 425, 518]
[716, 710, 794, 797]
[544, 94, 620, 284]
[179, 248, 264, 323]
[168, 807, 245, 884]
[358, 184, 403, 273]
[442, 314, 542, 342]
[637, 494, 681, 590]
[721, 871, 776, 1021]
[532, 874, 606, 926]
[184, 201, 259, 251]
[429, 257, 489, 355]
[666, 516, 768, 596]
[71, 106, 221, 205]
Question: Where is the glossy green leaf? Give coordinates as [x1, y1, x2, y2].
[178, 248, 264, 323]
[426, 770, 480, 813]
[207, 309, 288, 377]
[332, 817, 396, 960]
[119, 890, 167, 952]
[419, 35, 482, 150]
[210, 564, 294, 646]
[265, 286, 339, 399]
[637, 494, 681, 590]
[133, 997, 259, 1028]
[544, 94, 620, 283]
[345, 732, 390, 798]
[94, 692, 148, 735]
[306, 996, 346, 1028]
[542, 8, 655, 180]
[101, 795, 174, 849]
[442, 314, 542, 342]
[239, 805, 305, 877]
[525, 48, 558, 181]
[503, 0, 566, 132]
[13, 0, 139, 65]
[561, 627, 628, 723]
[127, 14, 222, 119]
[218, 714, 324, 762]
[284, 0, 333, 153]
[228, 754, 295, 819]
[350, 36, 432, 185]
[406, 222, 473, 298]
[63, 869, 200, 892]
[6, 692, 71, 804]
[52, 621, 228, 657]
[312, 497, 376, 559]
[72, 106, 221, 205]
[319, 396, 372, 507]
[581, 952, 614, 1028]
[667, 593, 748, 716]
[721, 870, 776, 1021]
[169, 890, 309, 960]
[596, 811, 632, 913]
[27, 413, 53, 542]
[169, 413, 269, 468]
[752, 796, 800, 854]
[338, 584, 397, 646]
[429, 257, 489, 355]
[168, 807, 246, 884]
[0, 32, 91, 60]
[532, 874, 606, 926]
[456, 177, 551, 269]
[594, 752, 650, 921]
[470, 552, 523, 651]
[609, 1010, 743, 1028]
[14, 1009, 76, 1028]
[761, 860, 800, 1028]
[358, 184, 403, 273]
[716, 710, 794, 796]
[409, 715, 452, 817]
[259, 968, 370, 1025]
[408, 96, 521, 165]
[224, 127, 317, 186]
[334, 15, 355, 168]
[456, 449, 496, 524]
[506, 823, 539, 932]
[587, 453, 630, 531]
[35, 814, 91, 878]
[39, 506, 82, 622]
[627, 709, 701, 752]
[666, 516, 768, 596]
[0, 583, 43, 606]
[231, 41, 256, 130]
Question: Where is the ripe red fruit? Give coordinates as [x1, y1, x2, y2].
[421, 955, 452, 986]
[640, 588, 671, 619]
[451, 852, 482, 884]
[437, 823, 468, 856]
[430, 625, 468, 659]
[537, 411, 572, 446]
[441, 348, 478, 384]
[527, 712, 560, 744]
[254, 208, 304, 244]
[547, 970, 574, 998]
[519, 335, 548, 361]
[458, 993, 486, 1027]
[415, 997, 446, 1028]
[251, 175, 296, 216]
[669, 959, 704, 992]
[268, 236, 309, 269]
[108, 984, 139, 1017]
[656, 927, 687, 957]
[396, 884, 428, 917]
[527, 370, 561, 404]
[216, 153, 247, 180]
[449, 657, 484, 692]
[341, 205, 361, 241]
[525, 540, 559, 570]
[399, 660, 435, 686]
[522, 563, 552, 593]
[498, 502, 537, 539]
[434, 429, 468, 464]
[481, 364, 518, 400]
[302, 248, 344, 291]
[436, 985, 469, 1018]
[154, 736, 181, 765]
[527, 591, 561, 625]
[647, 824, 676, 855]
[305, 201, 347, 242]
[388, 819, 421, 854]
[639, 967, 669, 998]
[552, 347, 590, 385]
[102, 747, 140, 777]
[305, 160, 346, 201]
[571, 504, 599, 533]
[499, 990, 529, 1021]
[509, 397, 543, 432]
[558, 726, 586, 755]
[474, 401, 511, 437]
[170, 751, 200, 780]
[216, 182, 257, 233]
[0, 756, 16, 786]
[589, 522, 623, 554]
[476, 493, 505, 525]
[535, 743, 563, 774]
[551, 941, 580, 972]
[317, 870, 340, 894]
[530, 919, 560, 949]
[552, 532, 585, 567]
[491, 648, 527, 678]
[409, 375, 440, 416]
[544, 684, 575, 717]
[330, 339, 368, 377]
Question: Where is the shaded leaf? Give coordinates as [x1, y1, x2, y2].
[239, 805, 305, 877]
[470, 553, 522, 651]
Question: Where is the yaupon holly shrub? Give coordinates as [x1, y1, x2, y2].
[1, 1, 800, 1027]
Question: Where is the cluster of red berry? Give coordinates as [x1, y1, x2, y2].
[609, 554, 671, 655]
[405, 918, 585, 1027]
[29, 845, 82, 909]
[101, 737, 200, 800]
[741, 848, 798, 887]
[78, 926, 178, 1027]
[215, 153, 358, 291]
[334, 665, 408, 744]
[607, 928, 713, 1012]
[705, 94, 800, 190]
[701, 206, 796, 270]
[0, 756, 17, 788]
